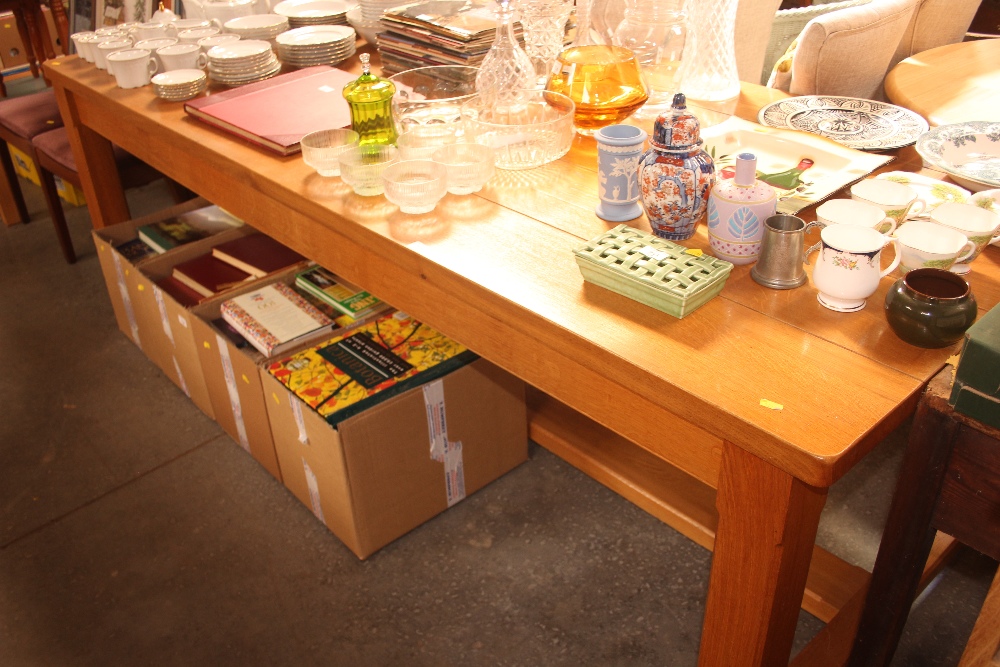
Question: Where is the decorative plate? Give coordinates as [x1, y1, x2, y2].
[874, 171, 969, 216]
[757, 96, 929, 151]
[702, 117, 892, 215]
[915, 122, 1000, 190]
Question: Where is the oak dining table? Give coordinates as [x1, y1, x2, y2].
[42, 45, 1000, 666]
[884, 37, 1000, 127]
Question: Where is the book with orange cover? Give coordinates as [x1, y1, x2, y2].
[211, 233, 307, 278]
[182, 66, 355, 155]
[171, 254, 254, 298]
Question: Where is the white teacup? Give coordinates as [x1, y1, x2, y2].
[895, 220, 978, 274]
[130, 21, 170, 41]
[816, 198, 897, 235]
[70, 30, 95, 57]
[851, 179, 927, 225]
[134, 37, 178, 70]
[95, 38, 133, 72]
[928, 201, 1000, 274]
[807, 224, 900, 312]
[156, 43, 209, 71]
[176, 27, 221, 44]
[107, 48, 158, 89]
[197, 33, 240, 52]
[165, 18, 213, 35]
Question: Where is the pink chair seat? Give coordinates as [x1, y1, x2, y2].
[0, 89, 63, 140]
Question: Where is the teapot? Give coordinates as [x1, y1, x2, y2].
[181, 0, 259, 23]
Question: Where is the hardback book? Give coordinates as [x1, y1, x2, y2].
[171, 253, 254, 298]
[183, 66, 356, 156]
[210, 233, 307, 278]
[115, 237, 156, 263]
[294, 266, 387, 320]
[220, 282, 338, 357]
[156, 275, 208, 308]
[267, 311, 478, 425]
[137, 218, 208, 253]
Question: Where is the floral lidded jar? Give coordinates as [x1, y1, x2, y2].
[638, 92, 716, 241]
[884, 268, 977, 348]
[707, 152, 776, 264]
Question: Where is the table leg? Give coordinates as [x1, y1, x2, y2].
[52, 85, 130, 229]
[698, 441, 827, 667]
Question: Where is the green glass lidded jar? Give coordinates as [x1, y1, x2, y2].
[342, 53, 398, 146]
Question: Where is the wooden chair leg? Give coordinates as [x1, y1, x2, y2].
[959, 564, 1000, 667]
[13, 5, 41, 79]
[37, 166, 75, 263]
[0, 141, 30, 225]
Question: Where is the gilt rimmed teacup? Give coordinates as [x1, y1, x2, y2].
[928, 202, 1000, 274]
[851, 178, 927, 226]
[895, 220, 977, 274]
[816, 198, 897, 235]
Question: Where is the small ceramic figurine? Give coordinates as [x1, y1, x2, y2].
[638, 93, 715, 241]
[707, 152, 776, 264]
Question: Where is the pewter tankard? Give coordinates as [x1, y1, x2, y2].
[750, 214, 823, 289]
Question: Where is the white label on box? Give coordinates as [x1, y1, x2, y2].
[216, 334, 250, 453]
[444, 440, 466, 507]
[638, 245, 669, 262]
[172, 356, 190, 398]
[111, 252, 141, 348]
[422, 380, 447, 462]
[302, 458, 325, 523]
[153, 285, 175, 347]
[289, 396, 309, 445]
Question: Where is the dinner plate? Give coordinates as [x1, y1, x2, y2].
[757, 96, 929, 151]
[275, 24, 354, 45]
[273, 0, 356, 18]
[207, 39, 273, 60]
[874, 171, 970, 215]
[915, 122, 1000, 191]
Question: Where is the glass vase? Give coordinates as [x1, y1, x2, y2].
[475, 0, 536, 104]
[612, 0, 686, 117]
[678, 0, 739, 102]
[518, 0, 573, 86]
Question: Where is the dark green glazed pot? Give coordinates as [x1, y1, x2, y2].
[884, 268, 978, 348]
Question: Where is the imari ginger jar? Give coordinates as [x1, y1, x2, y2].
[638, 92, 715, 241]
[707, 152, 776, 264]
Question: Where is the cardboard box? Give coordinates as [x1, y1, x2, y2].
[8, 145, 39, 186]
[0, 12, 28, 71]
[950, 304, 1000, 430]
[190, 269, 316, 483]
[131, 224, 261, 420]
[261, 358, 528, 559]
[92, 198, 214, 349]
[55, 175, 85, 206]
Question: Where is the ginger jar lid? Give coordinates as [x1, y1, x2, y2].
[650, 93, 703, 151]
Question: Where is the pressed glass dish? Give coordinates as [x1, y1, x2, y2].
[461, 89, 574, 170]
[381, 160, 449, 214]
[431, 143, 496, 195]
[387, 66, 479, 136]
[338, 145, 399, 196]
[395, 128, 458, 160]
[301, 128, 360, 177]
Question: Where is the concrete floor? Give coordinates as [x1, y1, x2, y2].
[0, 79, 996, 667]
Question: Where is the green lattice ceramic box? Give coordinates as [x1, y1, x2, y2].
[574, 225, 733, 319]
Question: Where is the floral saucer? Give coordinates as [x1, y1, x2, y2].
[875, 171, 969, 216]
[915, 122, 1000, 191]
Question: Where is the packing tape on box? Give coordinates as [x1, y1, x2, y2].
[215, 333, 250, 453]
[153, 285, 175, 347]
[111, 252, 141, 348]
[288, 395, 309, 445]
[302, 458, 325, 523]
[422, 380, 466, 506]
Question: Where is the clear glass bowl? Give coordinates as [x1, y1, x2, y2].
[300, 128, 360, 177]
[387, 66, 479, 136]
[338, 144, 399, 196]
[461, 89, 575, 170]
[381, 160, 449, 214]
[396, 127, 459, 160]
[431, 142, 496, 195]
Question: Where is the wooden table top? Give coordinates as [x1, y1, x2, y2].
[43, 52, 1000, 490]
[885, 38, 1000, 126]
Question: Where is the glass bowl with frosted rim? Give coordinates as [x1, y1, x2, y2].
[461, 89, 575, 170]
[381, 160, 448, 214]
[395, 126, 459, 160]
[338, 144, 399, 196]
[387, 66, 479, 137]
[431, 142, 496, 195]
[300, 128, 360, 177]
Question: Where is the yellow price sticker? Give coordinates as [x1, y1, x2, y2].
[760, 399, 783, 411]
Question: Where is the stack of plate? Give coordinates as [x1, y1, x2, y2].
[345, 6, 383, 44]
[272, 0, 357, 28]
[275, 25, 356, 68]
[152, 69, 208, 101]
[206, 40, 282, 86]
[224, 14, 291, 41]
[359, 0, 402, 21]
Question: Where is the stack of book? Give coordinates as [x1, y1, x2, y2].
[294, 266, 389, 321]
[266, 310, 478, 425]
[136, 205, 244, 254]
[376, 0, 523, 78]
[220, 282, 340, 357]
